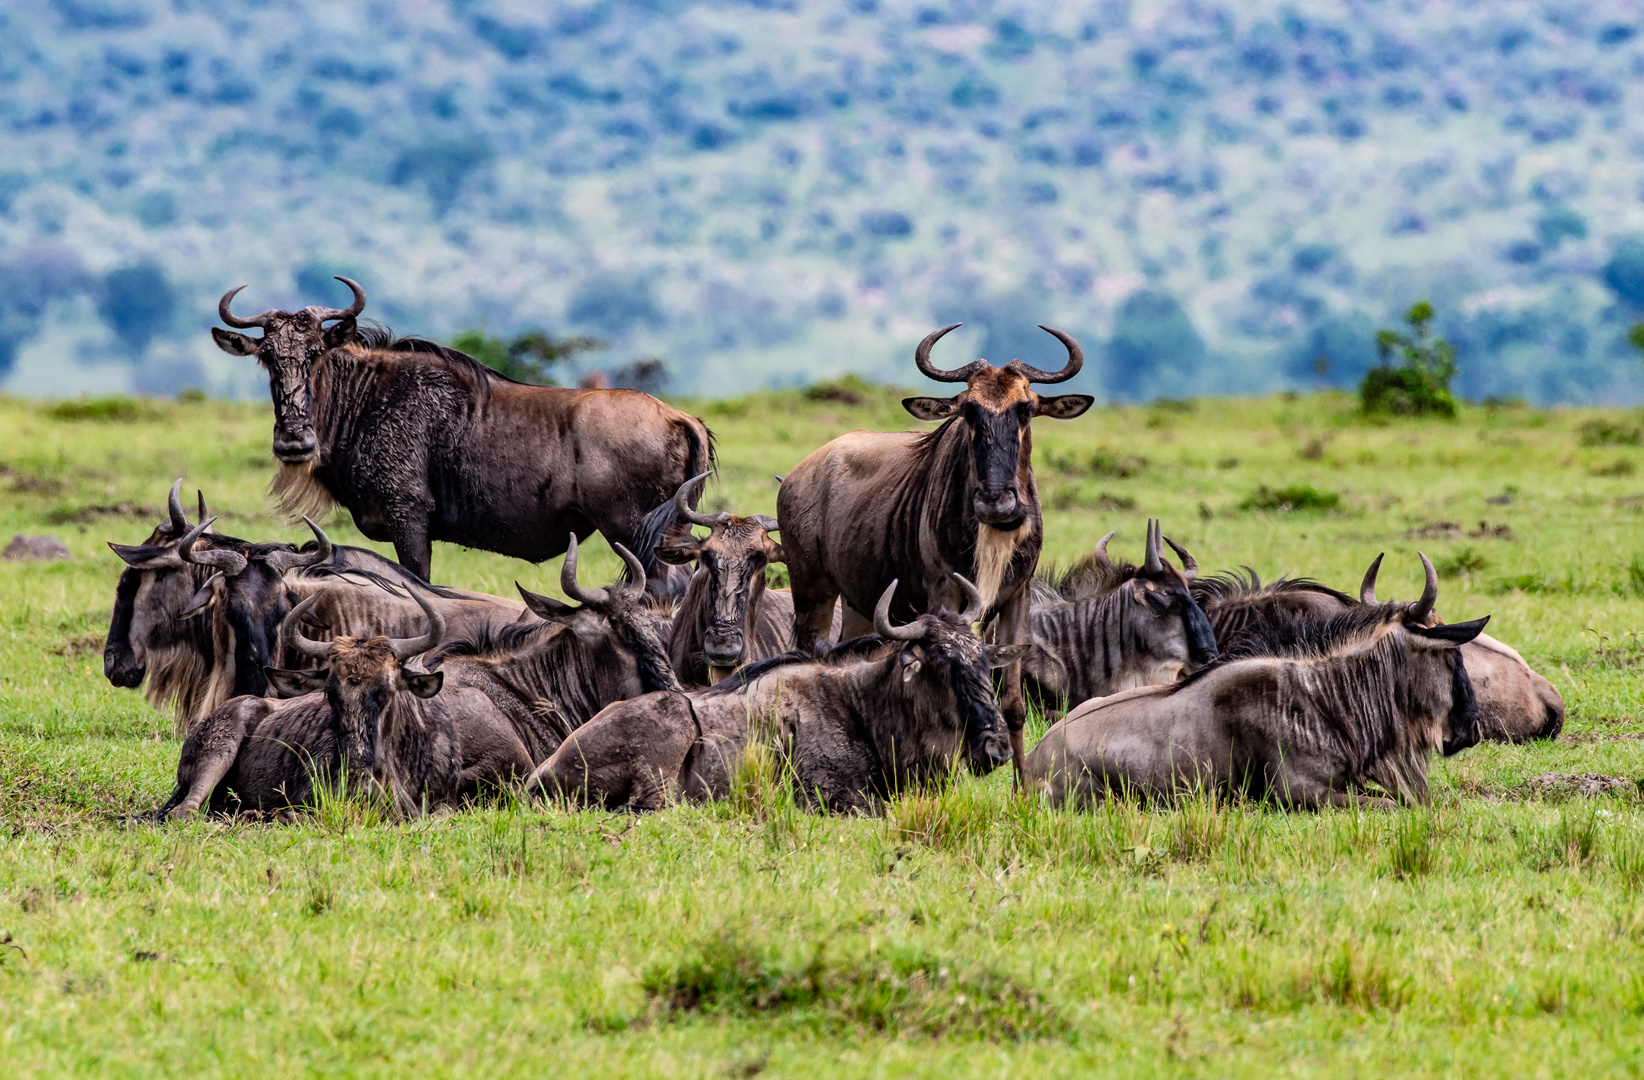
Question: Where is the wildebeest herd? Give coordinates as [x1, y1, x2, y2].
[103, 279, 1565, 821]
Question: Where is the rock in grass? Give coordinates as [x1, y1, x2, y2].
[1525, 772, 1641, 799]
[4, 534, 71, 561]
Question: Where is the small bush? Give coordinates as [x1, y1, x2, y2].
[175, 387, 208, 404]
[1086, 448, 1148, 478]
[1590, 458, 1636, 477]
[1359, 301, 1457, 419]
[47, 396, 148, 422]
[1577, 418, 1642, 447]
[1239, 484, 1341, 513]
[1628, 556, 1644, 597]
[805, 374, 873, 406]
[1435, 547, 1488, 578]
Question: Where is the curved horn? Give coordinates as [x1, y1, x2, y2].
[177, 517, 248, 576]
[559, 534, 609, 606]
[1407, 552, 1439, 625]
[218, 285, 274, 330]
[280, 591, 332, 662]
[951, 572, 985, 624]
[1143, 519, 1164, 574]
[388, 586, 447, 661]
[1359, 552, 1385, 604]
[749, 514, 780, 533]
[262, 516, 333, 573]
[1091, 530, 1115, 566]
[913, 323, 987, 383]
[196, 490, 209, 527]
[1162, 535, 1198, 581]
[167, 479, 189, 533]
[314, 276, 367, 322]
[613, 543, 648, 601]
[1008, 325, 1085, 384]
[872, 579, 923, 641]
[673, 471, 722, 529]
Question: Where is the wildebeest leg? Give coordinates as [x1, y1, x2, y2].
[159, 697, 268, 819]
[390, 516, 433, 583]
[455, 708, 535, 799]
[838, 605, 872, 641]
[993, 589, 1032, 787]
[526, 693, 697, 810]
[792, 579, 841, 654]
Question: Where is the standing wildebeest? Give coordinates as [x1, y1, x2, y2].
[528, 576, 1023, 813]
[158, 588, 490, 819]
[1194, 553, 1565, 742]
[1027, 559, 1487, 809]
[1023, 522, 1218, 714]
[777, 324, 1092, 779]
[423, 536, 683, 784]
[211, 278, 713, 586]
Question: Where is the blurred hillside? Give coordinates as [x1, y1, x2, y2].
[6, 0, 1644, 401]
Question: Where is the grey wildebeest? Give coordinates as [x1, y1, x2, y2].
[421, 536, 683, 784]
[527, 576, 1023, 813]
[1192, 553, 1564, 742]
[1026, 558, 1487, 810]
[211, 279, 713, 586]
[1023, 521, 1218, 715]
[776, 324, 1092, 780]
[158, 588, 492, 819]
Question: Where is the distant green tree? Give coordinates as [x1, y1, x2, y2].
[1629, 322, 1644, 360]
[1358, 301, 1457, 418]
[450, 329, 606, 386]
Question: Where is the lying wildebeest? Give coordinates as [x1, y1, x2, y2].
[777, 324, 1092, 779]
[159, 587, 514, 819]
[423, 536, 683, 783]
[1026, 557, 1486, 809]
[1024, 521, 1218, 714]
[1193, 553, 1564, 742]
[527, 575, 1023, 813]
[211, 279, 713, 587]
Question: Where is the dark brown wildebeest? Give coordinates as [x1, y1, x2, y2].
[422, 535, 683, 783]
[1023, 522, 1218, 714]
[777, 324, 1091, 780]
[1027, 559, 1486, 809]
[211, 278, 713, 586]
[158, 588, 490, 819]
[1194, 553, 1564, 742]
[527, 575, 1023, 813]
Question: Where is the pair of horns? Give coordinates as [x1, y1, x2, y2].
[561, 534, 647, 607]
[914, 323, 1084, 384]
[1090, 521, 1197, 580]
[282, 584, 445, 664]
[872, 574, 985, 641]
[177, 514, 332, 576]
[164, 478, 211, 534]
[1359, 551, 1439, 624]
[672, 472, 778, 533]
[219, 276, 366, 331]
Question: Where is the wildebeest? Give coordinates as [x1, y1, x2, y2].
[1024, 521, 1218, 714]
[527, 575, 1023, 813]
[159, 588, 488, 819]
[211, 278, 713, 586]
[1026, 559, 1487, 809]
[777, 324, 1091, 779]
[423, 535, 683, 782]
[1194, 553, 1564, 742]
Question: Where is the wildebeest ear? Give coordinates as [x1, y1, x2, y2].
[108, 542, 182, 569]
[401, 670, 444, 698]
[1410, 616, 1490, 646]
[766, 542, 786, 564]
[1035, 394, 1095, 419]
[211, 327, 260, 356]
[902, 396, 960, 421]
[181, 573, 225, 618]
[986, 643, 1032, 668]
[899, 647, 922, 682]
[1139, 586, 1174, 614]
[517, 583, 575, 618]
[264, 666, 326, 696]
[322, 316, 356, 350]
[653, 544, 701, 566]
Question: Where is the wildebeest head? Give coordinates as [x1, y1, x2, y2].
[211, 278, 367, 463]
[1106, 520, 1218, 671]
[902, 324, 1093, 527]
[514, 534, 683, 697]
[872, 575, 1025, 776]
[265, 587, 446, 783]
[653, 472, 783, 674]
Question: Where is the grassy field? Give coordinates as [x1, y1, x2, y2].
[2, 384, 1644, 1077]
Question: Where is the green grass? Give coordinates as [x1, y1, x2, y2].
[4, 387, 1644, 1076]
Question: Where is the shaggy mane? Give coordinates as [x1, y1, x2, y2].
[704, 634, 899, 694]
[1190, 568, 1354, 607]
[1034, 553, 1140, 604]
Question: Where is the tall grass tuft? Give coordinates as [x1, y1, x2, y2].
[729, 737, 801, 849]
[1167, 784, 1226, 863]
[1612, 825, 1644, 890]
[308, 766, 393, 835]
[1308, 938, 1411, 1012]
[1387, 811, 1437, 879]
[1558, 807, 1600, 869]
